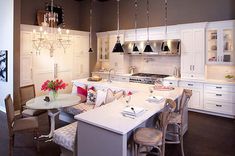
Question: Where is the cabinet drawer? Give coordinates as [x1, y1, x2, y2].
[179, 81, 203, 89]
[118, 76, 129, 82]
[204, 84, 235, 92]
[204, 100, 234, 115]
[163, 80, 178, 87]
[204, 92, 235, 103]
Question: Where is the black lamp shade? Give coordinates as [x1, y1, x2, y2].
[112, 42, 124, 52]
[144, 44, 153, 52]
[88, 48, 93, 53]
[161, 41, 170, 51]
[132, 43, 139, 52]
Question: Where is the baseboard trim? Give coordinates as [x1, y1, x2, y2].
[189, 108, 235, 119]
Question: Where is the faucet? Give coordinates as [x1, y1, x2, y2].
[107, 68, 115, 83]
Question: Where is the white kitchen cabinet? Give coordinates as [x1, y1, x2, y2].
[179, 81, 204, 110]
[204, 83, 235, 116]
[20, 25, 90, 95]
[181, 28, 205, 79]
[109, 34, 129, 73]
[206, 21, 235, 65]
[97, 34, 109, 62]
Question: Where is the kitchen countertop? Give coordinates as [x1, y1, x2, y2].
[73, 78, 183, 134]
[164, 76, 235, 85]
[92, 72, 235, 85]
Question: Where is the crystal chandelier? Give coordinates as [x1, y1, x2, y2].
[32, 0, 71, 57]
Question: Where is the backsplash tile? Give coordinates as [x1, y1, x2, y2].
[206, 65, 235, 80]
[129, 56, 180, 75]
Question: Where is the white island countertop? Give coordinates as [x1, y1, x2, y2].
[74, 79, 183, 135]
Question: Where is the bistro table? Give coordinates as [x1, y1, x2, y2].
[26, 94, 81, 139]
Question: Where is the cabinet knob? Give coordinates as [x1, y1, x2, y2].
[169, 82, 173, 85]
[216, 104, 222, 107]
[216, 86, 222, 89]
[188, 84, 193, 86]
[216, 94, 222, 96]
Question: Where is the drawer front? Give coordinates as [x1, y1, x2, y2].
[204, 84, 235, 93]
[163, 80, 178, 87]
[204, 100, 234, 115]
[204, 92, 235, 103]
[118, 76, 130, 82]
[179, 81, 203, 89]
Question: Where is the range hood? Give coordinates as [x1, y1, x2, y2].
[123, 39, 181, 56]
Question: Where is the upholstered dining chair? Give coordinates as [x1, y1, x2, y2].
[19, 84, 47, 117]
[5, 94, 40, 156]
[165, 89, 192, 156]
[133, 99, 176, 156]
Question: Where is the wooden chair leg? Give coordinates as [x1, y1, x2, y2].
[9, 136, 13, 156]
[35, 129, 40, 152]
[180, 134, 184, 156]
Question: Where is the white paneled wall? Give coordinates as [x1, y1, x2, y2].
[20, 25, 89, 96]
[129, 55, 180, 75]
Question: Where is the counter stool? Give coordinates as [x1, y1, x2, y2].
[133, 99, 176, 156]
[165, 89, 192, 156]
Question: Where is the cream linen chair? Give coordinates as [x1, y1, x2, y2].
[165, 89, 192, 156]
[133, 99, 176, 156]
[19, 84, 47, 117]
[5, 94, 40, 156]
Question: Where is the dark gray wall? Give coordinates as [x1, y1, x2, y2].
[21, 0, 80, 30]
[97, 0, 235, 32]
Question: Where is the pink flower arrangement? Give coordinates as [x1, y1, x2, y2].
[41, 79, 68, 92]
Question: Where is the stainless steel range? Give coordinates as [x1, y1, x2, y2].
[129, 73, 169, 84]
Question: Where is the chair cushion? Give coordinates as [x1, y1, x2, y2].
[63, 103, 94, 116]
[134, 128, 162, 146]
[53, 122, 77, 152]
[22, 108, 46, 117]
[13, 117, 38, 132]
[169, 112, 181, 124]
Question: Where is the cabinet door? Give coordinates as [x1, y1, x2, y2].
[20, 55, 33, 86]
[181, 29, 194, 53]
[21, 31, 33, 55]
[221, 29, 234, 64]
[181, 52, 194, 77]
[188, 89, 203, 109]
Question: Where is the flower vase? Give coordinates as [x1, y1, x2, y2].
[49, 90, 58, 101]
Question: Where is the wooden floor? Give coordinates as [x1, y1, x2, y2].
[0, 111, 234, 156]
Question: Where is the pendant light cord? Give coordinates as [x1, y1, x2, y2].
[134, 0, 138, 42]
[147, 0, 150, 42]
[89, 0, 93, 48]
[165, 0, 168, 40]
[51, 0, 54, 13]
[117, 0, 120, 42]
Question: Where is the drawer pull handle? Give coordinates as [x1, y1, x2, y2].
[188, 84, 193, 86]
[216, 104, 222, 107]
[216, 94, 222, 96]
[216, 86, 222, 89]
[169, 82, 173, 84]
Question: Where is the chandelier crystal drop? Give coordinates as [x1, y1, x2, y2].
[32, 0, 71, 57]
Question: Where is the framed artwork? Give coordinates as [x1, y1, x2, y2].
[0, 50, 8, 82]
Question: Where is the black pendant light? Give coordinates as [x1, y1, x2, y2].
[112, 0, 124, 53]
[144, 0, 153, 52]
[162, 0, 170, 52]
[88, 0, 93, 53]
[132, 0, 139, 52]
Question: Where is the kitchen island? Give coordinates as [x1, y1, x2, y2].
[73, 79, 184, 156]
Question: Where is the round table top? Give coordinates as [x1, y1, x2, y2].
[26, 94, 81, 110]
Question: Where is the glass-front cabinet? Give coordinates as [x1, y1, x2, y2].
[206, 21, 234, 65]
[97, 34, 109, 61]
